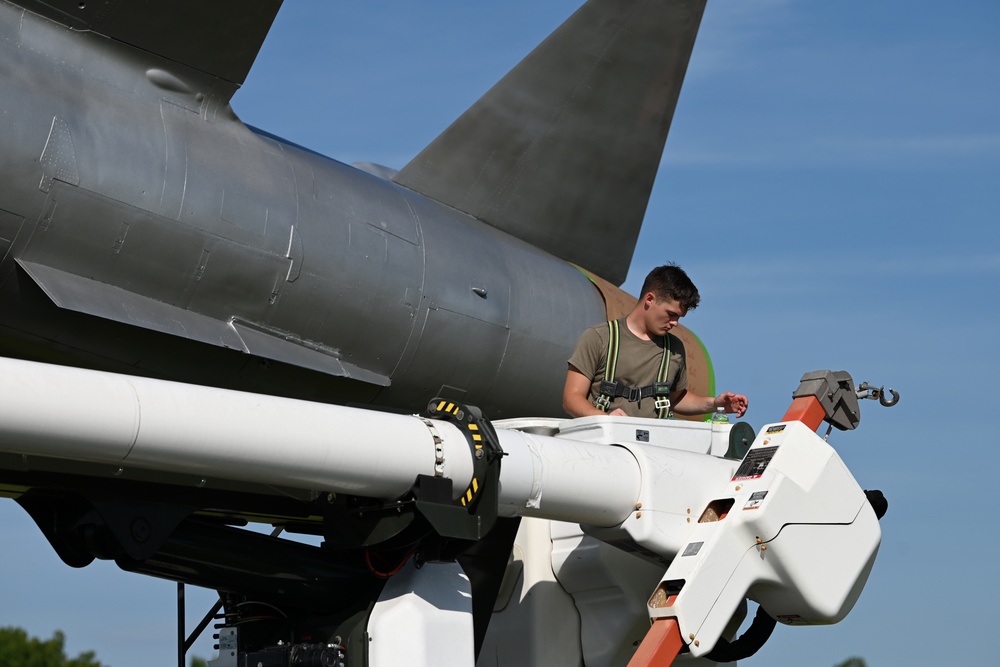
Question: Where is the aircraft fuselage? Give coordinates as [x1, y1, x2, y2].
[0, 1, 607, 417]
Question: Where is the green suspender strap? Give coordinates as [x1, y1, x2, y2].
[594, 320, 672, 418]
[654, 334, 671, 418]
[593, 320, 619, 412]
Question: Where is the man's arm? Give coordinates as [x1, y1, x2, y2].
[671, 390, 748, 417]
[563, 367, 627, 417]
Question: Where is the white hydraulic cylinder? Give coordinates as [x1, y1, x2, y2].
[0, 356, 640, 527]
[0, 356, 473, 499]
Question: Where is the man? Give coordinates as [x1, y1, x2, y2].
[563, 264, 748, 419]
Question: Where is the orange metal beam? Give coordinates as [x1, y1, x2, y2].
[628, 618, 684, 667]
[781, 395, 826, 431]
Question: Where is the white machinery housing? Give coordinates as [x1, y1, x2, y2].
[0, 359, 883, 667]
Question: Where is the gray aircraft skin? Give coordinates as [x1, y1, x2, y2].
[0, 0, 706, 663]
[0, 0, 703, 419]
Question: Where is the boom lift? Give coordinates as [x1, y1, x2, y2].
[0, 1, 895, 664]
[0, 358, 892, 666]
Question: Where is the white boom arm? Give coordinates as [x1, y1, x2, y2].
[0, 357, 881, 666]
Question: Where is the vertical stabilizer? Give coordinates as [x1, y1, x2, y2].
[393, 0, 706, 285]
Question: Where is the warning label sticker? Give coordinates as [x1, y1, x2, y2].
[682, 542, 704, 557]
[743, 490, 768, 510]
[765, 425, 786, 434]
[733, 446, 778, 481]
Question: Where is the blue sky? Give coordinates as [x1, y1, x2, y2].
[2, 1, 998, 665]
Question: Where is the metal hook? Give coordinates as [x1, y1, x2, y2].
[879, 388, 900, 407]
[856, 382, 900, 408]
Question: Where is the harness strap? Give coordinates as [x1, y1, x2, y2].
[595, 320, 672, 418]
[655, 330, 671, 419]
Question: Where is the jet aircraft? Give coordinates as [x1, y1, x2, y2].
[0, 1, 888, 666]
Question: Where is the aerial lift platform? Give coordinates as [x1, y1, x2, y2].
[0, 360, 893, 666]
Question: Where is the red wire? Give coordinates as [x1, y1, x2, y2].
[364, 547, 416, 577]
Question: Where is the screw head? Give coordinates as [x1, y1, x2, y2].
[130, 518, 151, 543]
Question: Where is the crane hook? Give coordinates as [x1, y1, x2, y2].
[856, 381, 900, 408]
[879, 387, 900, 407]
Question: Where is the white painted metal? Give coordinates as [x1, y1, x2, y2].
[494, 429, 641, 526]
[0, 358, 881, 665]
[0, 356, 472, 499]
[477, 519, 582, 667]
[549, 522, 663, 667]
[585, 445, 741, 560]
[0, 357, 642, 525]
[646, 420, 881, 657]
[368, 561, 475, 667]
[556, 414, 731, 457]
[489, 418, 880, 665]
[486, 421, 745, 667]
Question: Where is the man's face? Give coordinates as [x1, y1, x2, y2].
[645, 294, 686, 335]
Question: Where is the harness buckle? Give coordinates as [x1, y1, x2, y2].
[654, 397, 671, 411]
[624, 386, 641, 402]
[594, 380, 618, 412]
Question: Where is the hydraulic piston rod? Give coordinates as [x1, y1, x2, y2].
[0, 356, 640, 527]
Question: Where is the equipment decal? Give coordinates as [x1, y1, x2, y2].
[682, 542, 704, 557]
[733, 446, 778, 481]
[743, 490, 768, 510]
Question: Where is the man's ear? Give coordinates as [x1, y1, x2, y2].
[642, 292, 657, 308]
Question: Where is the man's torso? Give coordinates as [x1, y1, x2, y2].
[568, 318, 687, 418]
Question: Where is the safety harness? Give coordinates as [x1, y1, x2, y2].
[594, 319, 672, 418]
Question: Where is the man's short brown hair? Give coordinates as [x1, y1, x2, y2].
[640, 264, 700, 311]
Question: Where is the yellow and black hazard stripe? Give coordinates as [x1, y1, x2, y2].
[425, 399, 503, 510]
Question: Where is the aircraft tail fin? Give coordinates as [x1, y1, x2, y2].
[393, 0, 706, 285]
[14, 0, 281, 89]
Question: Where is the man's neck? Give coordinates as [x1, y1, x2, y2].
[624, 310, 653, 341]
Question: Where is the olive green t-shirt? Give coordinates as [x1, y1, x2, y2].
[567, 318, 687, 418]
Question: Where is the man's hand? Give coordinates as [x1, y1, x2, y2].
[672, 389, 749, 417]
[716, 391, 749, 418]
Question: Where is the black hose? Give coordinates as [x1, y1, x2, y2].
[864, 489, 888, 520]
[704, 604, 777, 663]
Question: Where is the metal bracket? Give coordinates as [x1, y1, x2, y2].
[791, 370, 861, 431]
[414, 399, 504, 541]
